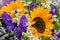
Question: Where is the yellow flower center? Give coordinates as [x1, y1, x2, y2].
[32, 17, 45, 33]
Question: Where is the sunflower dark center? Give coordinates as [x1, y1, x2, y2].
[32, 17, 45, 33]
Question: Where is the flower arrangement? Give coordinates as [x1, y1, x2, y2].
[0, 0, 60, 40]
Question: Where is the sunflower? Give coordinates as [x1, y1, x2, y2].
[0, 1, 26, 18]
[30, 6, 54, 37]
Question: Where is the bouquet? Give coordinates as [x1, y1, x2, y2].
[0, 0, 60, 40]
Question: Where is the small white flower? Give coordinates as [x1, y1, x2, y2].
[24, 2, 32, 6]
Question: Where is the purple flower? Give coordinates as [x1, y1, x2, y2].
[1, 12, 28, 40]
[29, 2, 39, 10]
[51, 5, 57, 15]
[56, 31, 60, 40]
[30, 3, 37, 8]
[2, 12, 15, 31]
[55, 0, 60, 3]
[14, 27, 22, 40]
[0, 30, 3, 33]
[0, 0, 13, 8]
[56, 31, 60, 37]
[56, 37, 60, 40]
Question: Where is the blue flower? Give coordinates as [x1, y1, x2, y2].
[0, 30, 3, 33]
[29, 2, 39, 10]
[0, 0, 13, 8]
[51, 5, 57, 15]
[56, 37, 60, 40]
[56, 31, 60, 37]
[1, 12, 28, 40]
[56, 31, 60, 40]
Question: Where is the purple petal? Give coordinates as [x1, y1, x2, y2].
[14, 27, 22, 40]
[0, 5, 2, 8]
[1, 12, 15, 31]
[51, 5, 57, 15]
[0, 30, 3, 33]
[30, 3, 34, 7]
[18, 24, 27, 32]
[56, 0, 59, 3]
[36, 2, 40, 5]
[6, 22, 15, 31]
[21, 27, 27, 32]
[29, 2, 39, 10]
[18, 16, 28, 32]
[56, 31, 60, 40]
[33, 4, 37, 8]
[58, 0, 60, 3]
[34, 2, 40, 8]
[0, 0, 13, 8]
[56, 32, 60, 37]
[3, 0, 12, 4]
[2, 12, 12, 22]
[20, 16, 28, 27]
[30, 3, 37, 8]
[56, 37, 60, 40]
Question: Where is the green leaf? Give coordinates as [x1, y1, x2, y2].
[22, 35, 28, 40]
[54, 21, 60, 31]
[36, 0, 41, 3]
[58, 3, 60, 8]
[42, 36, 51, 40]
[56, 9, 60, 17]
[32, 0, 36, 3]
[25, 0, 32, 2]
[42, 36, 46, 40]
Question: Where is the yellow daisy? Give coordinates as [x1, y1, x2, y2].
[0, 1, 25, 18]
[30, 6, 54, 37]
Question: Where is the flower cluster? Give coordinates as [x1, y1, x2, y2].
[0, 0, 60, 40]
